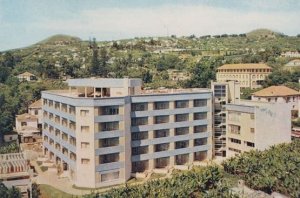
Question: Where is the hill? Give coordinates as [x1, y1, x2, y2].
[37, 34, 82, 45]
[246, 28, 285, 39]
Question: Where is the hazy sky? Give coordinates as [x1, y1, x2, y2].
[0, 0, 300, 51]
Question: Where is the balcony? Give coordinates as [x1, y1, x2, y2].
[99, 153, 120, 164]
[154, 129, 169, 138]
[175, 127, 189, 136]
[154, 143, 169, 152]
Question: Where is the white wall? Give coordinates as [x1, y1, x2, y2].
[255, 103, 291, 150]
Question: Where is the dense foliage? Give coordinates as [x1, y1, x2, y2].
[94, 166, 238, 198]
[222, 140, 300, 197]
[0, 182, 21, 198]
[0, 142, 19, 154]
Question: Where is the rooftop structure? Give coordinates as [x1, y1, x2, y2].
[216, 63, 272, 89]
[42, 78, 213, 188]
[252, 85, 299, 97]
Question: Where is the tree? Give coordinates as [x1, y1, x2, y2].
[31, 183, 40, 198]
[89, 38, 100, 76]
[0, 182, 21, 198]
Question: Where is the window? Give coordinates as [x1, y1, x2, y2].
[268, 98, 271, 102]
[81, 142, 90, 148]
[194, 125, 207, 133]
[43, 99, 48, 105]
[62, 118, 68, 127]
[81, 158, 90, 164]
[175, 100, 189, 108]
[194, 138, 207, 146]
[55, 102, 60, 109]
[228, 147, 241, 153]
[69, 121, 76, 131]
[131, 117, 148, 126]
[132, 103, 148, 111]
[34, 110, 39, 115]
[61, 103, 68, 112]
[154, 101, 169, 110]
[194, 99, 207, 107]
[81, 126, 90, 133]
[132, 160, 149, 173]
[21, 122, 27, 126]
[230, 138, 241, 144]
[155, 157, 169, 168]
[154, 143, 169, 152]
[132, 131, 148, 141]
[69, 106, 76, 115]
[99, 153, 119, 164]
[175, 127, 189, 136]
[175, 140, 189, 149]
[275, 97, 278, 102]
[175, 113, 189, 122]
[245, 141, 255, 147]
[250, 114, 255, 120]
[229, 125, 241, 134]
[154, 129, 169, 138]
[100, 106, 119, 115]
[175, 154, 189, 165]
[101, 171, 119, 182]
[194, 112, 207, 120]
[99, 137, 119, 147]
[194, 151, 207, 161]
[80, 110, 89, 116]
[100, 122, 119, 131]
[250, 128, 255, 133]
[154, 115, 169, 124]
[132, 146, 149, 155]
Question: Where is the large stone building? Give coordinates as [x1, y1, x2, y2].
[216, 63, 272, 89]
[284, 59, 300, 72]
[41, 78, 213, 188]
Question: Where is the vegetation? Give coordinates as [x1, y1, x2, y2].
[99, 166, 238, 198]
[39, 184, 77, 198]
[223, 140, 300, 197]
[0, 182, 21, 198]
[0, 142, 19, 154]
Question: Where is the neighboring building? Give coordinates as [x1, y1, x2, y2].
[281, 51, 300, 58]
[15, 113, 40, 143]
[167, 69, 191, 81]
[42, 78, 213, 188]
[252, 85, 300, 118]
[17, 72, 37, 82]
[211, 81, 240, 157]
[3, 132, 18, 143]
[0, 153, 32, 197]
[284, 59, 300, 72]
[28, 99, 43, 125]
[216, 63, 272, 89]
[15, 99, 43, 143]
[226, 100, 291, 157]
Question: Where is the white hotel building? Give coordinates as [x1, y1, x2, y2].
[42, 78, 213, 188]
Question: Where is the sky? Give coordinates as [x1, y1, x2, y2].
[0, 0, 300, 51]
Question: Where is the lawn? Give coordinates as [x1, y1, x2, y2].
[40, 184, 80, 198]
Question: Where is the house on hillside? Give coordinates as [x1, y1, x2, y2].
[216, 63, 272, 89]
[251, 85, 300, 118]
[3, 132, 18, 143]
[284, 59, 300, 72]
[17, 72, 37, 82]
[167, 69, 191, 81]
[15, 99, 43, 143]
[281, 51, 300, 58]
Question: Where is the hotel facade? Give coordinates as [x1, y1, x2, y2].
[41, 78, 213, 188]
